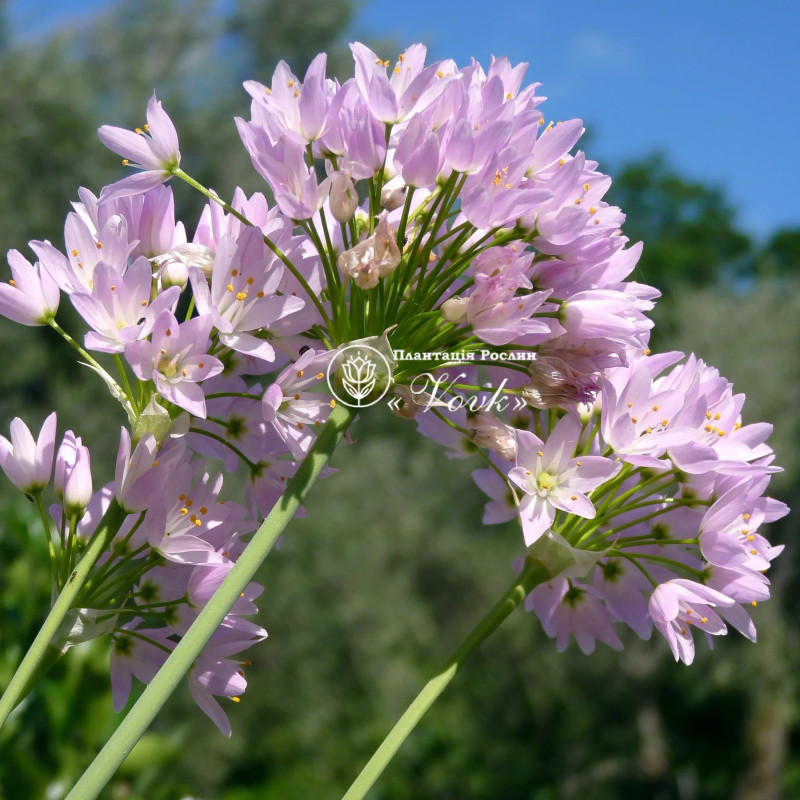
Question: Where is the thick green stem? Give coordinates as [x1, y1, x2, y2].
[65, 403, 356, 800]
[0, 500, 127, 728]
[340, 556, 553, 800]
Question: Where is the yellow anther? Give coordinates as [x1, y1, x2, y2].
[294, 89, 299, 98]
[661, 419, 669, 427]
[297, 369, 304, 378]
[652, 405, 659, 411]
[571, 495, 577, 501]
[198, 362, 204, 368]
[140, 300, 147, 307]
[316, 372, 324, 380]
[558, 158, 565, 166]
[394, 67, 401, 74]
[574, 198, 582, 204]
[589, 206, 597, 214]
[143, 124, 150, 132]
[751, 601, 758, 607]
[583, 183, 590, 191]
[627, 402, 634, 408]
[231, 696, 240, 703]
[399, 53, 405, 61]
[181, 369, 188, 377]
[226, 284, 234, 292]
[135, 127, 144, 135]
[287, 80, 295, 88]
[746, 534, 755, 541]
[705, 411, 712, 420]
[330, 399, 336, 407]
[537, 450, 544, 457]
[631, 417, 638, 424]
[700, 616, 708, 624]
[714, 413, 721, 420]
[743, 513, 751, 520]
[236, 291, 248, 301]
[506, 92, 513, 100]
[436, 70, 445, 78]
[179, 507, 188, 516]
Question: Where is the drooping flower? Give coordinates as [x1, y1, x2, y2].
[98, 93, 181, 202]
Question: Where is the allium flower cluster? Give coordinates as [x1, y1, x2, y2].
[0, 40, 787, 739]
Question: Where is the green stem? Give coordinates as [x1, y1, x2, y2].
[0, 500, 127, 729]
[340, 556, 553, 800]
[65, 403, 356, 800]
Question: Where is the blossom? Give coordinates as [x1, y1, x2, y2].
[648, 579, 735, 665]
[98, 93, 181, 202]
[0, 250, 60, 325]
[0, 413, 57, 493]
[124, 311, 224, 418]
[508, 414, 621, 545]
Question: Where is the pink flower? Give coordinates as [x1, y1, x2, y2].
[648, 579, 735, 665]
[509, 414, 620, 545]
[98, 94, 181, 202]
[0, 412, 57, 493]
[124, 311, 224, 418]
[0, 250, 60, 326]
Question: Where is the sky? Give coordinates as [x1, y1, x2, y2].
[8, 0, 800, 239]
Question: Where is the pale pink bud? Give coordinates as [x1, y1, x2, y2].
[468, 411, 517, 461]
[440, 296, 469, 323]
[380, 175, 408, 210]
[64, 444, 92, 515]
[328, 171, 359, 223]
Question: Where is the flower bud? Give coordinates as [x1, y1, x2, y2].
[440, 296, 469, 323]
[328, 171, 359, 223]
[63, 444, 92, 515]
[380, 175, 408, 210]
[153, 243, 215, 285]
[467, 411, 516, 461]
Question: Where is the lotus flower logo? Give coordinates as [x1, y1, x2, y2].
[341, 355, 377, 401]
[327, 343, 394, 407]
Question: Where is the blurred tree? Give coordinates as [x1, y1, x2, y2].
[755, 227, 800, 279]
[607, 152, 753, 294]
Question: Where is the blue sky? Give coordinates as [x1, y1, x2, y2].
[9, 0, 800, 239]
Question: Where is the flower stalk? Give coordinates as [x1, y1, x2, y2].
[341, 555, 554, 800]
[65, 402, 355, 800]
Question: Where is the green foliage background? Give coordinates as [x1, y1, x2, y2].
[0, 3, 798, 798]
